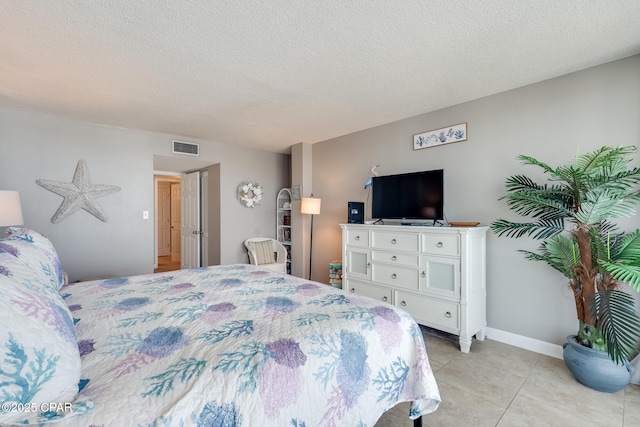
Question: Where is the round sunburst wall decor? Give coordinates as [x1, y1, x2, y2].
[237, 181, 263, 208]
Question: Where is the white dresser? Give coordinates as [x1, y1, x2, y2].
[340, 223, 487, 352]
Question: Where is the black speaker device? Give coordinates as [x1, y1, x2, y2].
[347, 201, 365, 224]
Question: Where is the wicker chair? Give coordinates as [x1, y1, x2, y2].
[243, 238, 287, 273]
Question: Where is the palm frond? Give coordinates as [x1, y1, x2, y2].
[576, 146, 637, 173]
[502, 192, 574, 220]
[576, 187, 640, 224]
[600, 261, 640, 292]
[589, 229, 611, 270]
[548, 164, 585, 188]
[521, 250, 571, 277]
[590, 289, 640, 364]
[609, 230, 640, 264]
[504, 175, 546, 192]
[520, 235, 577, 278]
[599, 160, 640, 185]
[597, 220, 620, 235]
[490, 218, 565, 240]
[544, 235, 579, 278]
[516, 154, 555, 174]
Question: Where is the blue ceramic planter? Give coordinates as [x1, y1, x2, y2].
[563, 335, 634, 393]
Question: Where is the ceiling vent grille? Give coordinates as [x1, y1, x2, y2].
[172, 140, 199, 156]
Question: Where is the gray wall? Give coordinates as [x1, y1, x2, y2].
[0, 106, 289, 282]
[311, 55, 640, 346]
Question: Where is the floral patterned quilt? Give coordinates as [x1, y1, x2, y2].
[53, 265, 440, 426]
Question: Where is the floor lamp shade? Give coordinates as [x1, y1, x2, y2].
[300, 197, 321, 215]
[0, 191, 24, 227]
[301, 196, 321, 280]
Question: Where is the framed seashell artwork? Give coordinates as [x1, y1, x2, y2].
[413, 122, 467, 150]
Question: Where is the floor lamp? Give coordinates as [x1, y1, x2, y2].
[300, 194, 321, 280]
[0, 191, 24, 227]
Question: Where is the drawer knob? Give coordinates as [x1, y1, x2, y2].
[355, 236, 360, 241]
[421, 271, 426, 278]
[350, 288, 355, 293]
[391, 273, 397, 279]
[391, 238, 397, 244]
[367, 262, 371, 268]
[382, 296, 388, 302]
[391, 255, 397, 261]
[445, 311, 452, 318]
[436, 241, 443, 248]
[400, 301, 407, 306]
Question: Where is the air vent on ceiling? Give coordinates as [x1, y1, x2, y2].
[172, 140, 199, 156]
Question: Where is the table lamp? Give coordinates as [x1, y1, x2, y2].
[0, 191, 24, 227]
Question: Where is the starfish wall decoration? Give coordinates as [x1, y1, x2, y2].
[36, 159, 121, 223]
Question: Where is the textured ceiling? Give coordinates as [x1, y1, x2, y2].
[1, 1, 639, 153]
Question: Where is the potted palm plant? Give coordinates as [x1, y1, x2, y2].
[491, 145, 640, 392]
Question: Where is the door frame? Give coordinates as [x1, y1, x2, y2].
[170, 182, 181, 262]
[153, 173, 181, 269]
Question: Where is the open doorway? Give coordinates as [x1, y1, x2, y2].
[154, 174, 181, 272]
[153, 155, 221, 271]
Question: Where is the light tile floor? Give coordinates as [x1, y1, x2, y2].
[375, 327, 640, 427]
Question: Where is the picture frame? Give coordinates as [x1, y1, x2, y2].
[292, 185, 302, 200]
[413, 122, 467, 150]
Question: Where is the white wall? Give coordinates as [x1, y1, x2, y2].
[311, 55, 640, 347]
[0, 106, 289, 281]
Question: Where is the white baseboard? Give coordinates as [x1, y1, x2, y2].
[485, 327, 564, 360]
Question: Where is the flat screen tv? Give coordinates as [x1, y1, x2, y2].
[371, 169, 444, 221]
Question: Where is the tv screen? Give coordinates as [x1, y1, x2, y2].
[371, 169, 443, 221]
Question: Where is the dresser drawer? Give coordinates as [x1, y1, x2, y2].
[371, 250, 420, 267]
[347, 229, 369, 246]
[395, 291, 459, 331]
[371, 263, 420, 290]
[372, 231, 419, 252]
[346, 279, 392, 304]
[422, 234, 460, 256]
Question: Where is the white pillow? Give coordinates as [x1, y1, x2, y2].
[249, 240, 276, 265]
[1, 227, 64, 290]
[0, 252, 88, 424]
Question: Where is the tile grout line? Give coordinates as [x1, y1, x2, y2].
[493, 356, 543, 426]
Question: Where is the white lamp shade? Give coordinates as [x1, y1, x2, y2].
[0, 191, 24, 226]
[301, 197, 321, 215]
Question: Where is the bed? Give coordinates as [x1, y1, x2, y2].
[0, 228, 440, 426]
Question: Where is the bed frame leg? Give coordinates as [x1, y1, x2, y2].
[414, 416, 422, 427]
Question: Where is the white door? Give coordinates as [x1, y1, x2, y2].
[181, 171, 201, 268]
[170, 183, 181, 263]
[157, 182, 171, 256]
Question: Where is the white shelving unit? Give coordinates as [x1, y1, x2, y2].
[276, 188, 293, 274]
